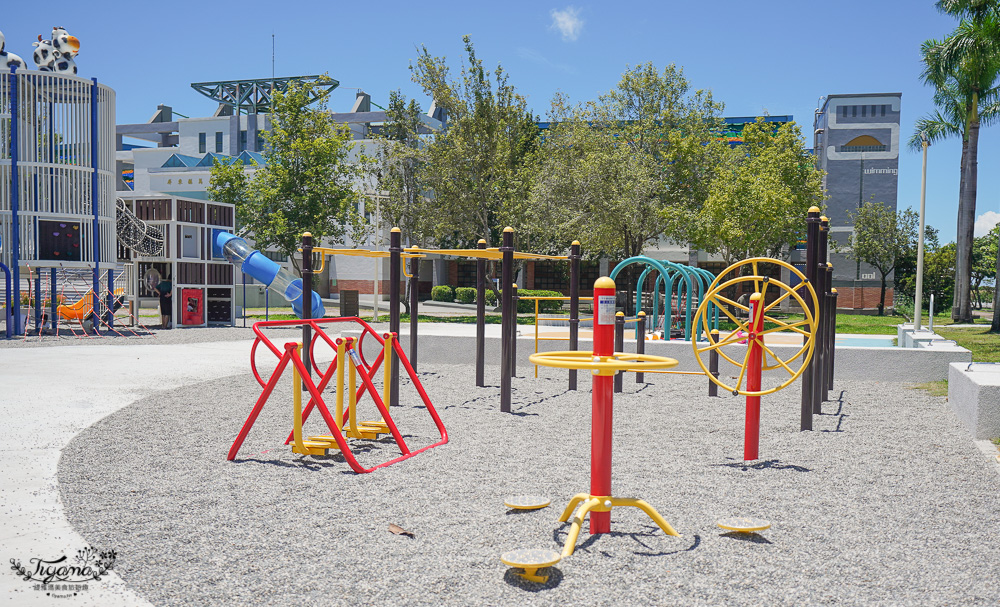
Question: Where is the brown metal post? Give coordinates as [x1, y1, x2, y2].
[569, 240, 581, 391]
[410, 253, 419, 372]
[614, 312, 624, 393]
[822, 263, 833, 403]
[301, 232, 313, 387]
[635, 311, 646, 383]
[476, 239, 487, 387]
[500, 228, 514, 413]
[510, 283, 519, 378]
[828, 288, 838, 391]
[800, 206, 821, 430]
[813, 216, 829, 412]
[709, 329, 720, 397]
[389, 228, 401, 408]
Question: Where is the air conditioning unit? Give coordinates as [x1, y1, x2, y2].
[861, 272, 875, 280]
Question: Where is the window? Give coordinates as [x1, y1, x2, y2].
[256, 133, 265, 151]
[881, 104, 887, 117]
[861, 105, 866, 117]
[215, 132, 223, 153]
[240, 130, 247, 151]
[852, 106, 857, 117]
[198, 132, 206, 154]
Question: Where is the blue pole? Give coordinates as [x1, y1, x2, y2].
[0, 262, 10, 339]
[10, 67, 21, 336]
[242, 271, 246, 328]
[91, 78, 101, 335]
[106, 269, 114, 328]
[34, 272, 41, 330]
[265, 286, 269, 321]
[50, 268, 56, 332]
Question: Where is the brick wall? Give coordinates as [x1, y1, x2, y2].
[836, 286, 894, 311]
[332, 279, 406, 296]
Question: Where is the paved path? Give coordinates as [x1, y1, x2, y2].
[1, 340, 255, 606]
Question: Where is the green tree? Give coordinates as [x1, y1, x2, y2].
[971, 222, 999, 308]
[924, 242, 958, 315]
[529, 63, 726, 258]
[921, 4, 1000, 321]
[847, 202, 919, 315]
[208, 76, 368, 272]
[374, 89, 433, 313]
[895, 224, 941, 305]
[698, 118, 825, 266]
[409, 35, 540, 250]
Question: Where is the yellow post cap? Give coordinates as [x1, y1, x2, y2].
[572, 240, 580, 246]
[594, 276, 615, 289]
[808, 206, 821, 213]
[750, 293, 762, 302]
[391, 227, 401, 233]
[478, 239, 487, 244]
[820, 215, 829, 222]
[503, 226, 514, 233]
[831, 288, 838, 293]
[616, 311, 624, 317]
[827, 262, 833, 268]
[711, 328, 720, 335]
[303, 232, 312, 237]
[638, 311, 646, 316]
[512, 283, 518, 289]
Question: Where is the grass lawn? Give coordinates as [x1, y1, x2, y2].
[934, 326, 1000, 362]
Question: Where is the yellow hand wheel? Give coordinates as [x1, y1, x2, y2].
[692, 258, 819, 396]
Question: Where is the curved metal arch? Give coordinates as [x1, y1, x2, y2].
[612, 256, 696, 340]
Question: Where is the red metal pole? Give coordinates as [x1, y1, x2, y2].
[591, 276, 617, 534]
[745, 293, 764, 461]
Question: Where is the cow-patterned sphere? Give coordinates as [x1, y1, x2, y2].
[50, 27, 79, 58]
[32, 38, 56, 70]
[0, 30, 25, 70]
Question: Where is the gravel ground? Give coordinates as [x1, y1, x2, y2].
[59, 366, 1000, 606]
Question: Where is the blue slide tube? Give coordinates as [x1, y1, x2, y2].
[214, 231, 324, 319]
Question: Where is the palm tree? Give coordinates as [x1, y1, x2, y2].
[920, 12, 1000, 322]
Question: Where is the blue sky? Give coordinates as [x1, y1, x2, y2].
[3, 0, 996, 243]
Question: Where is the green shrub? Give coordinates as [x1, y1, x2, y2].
[516, 289, 565, 313]
[431, 285, 455, 302]
[455, 287, 476, 304]
[484, 289, 497, 305]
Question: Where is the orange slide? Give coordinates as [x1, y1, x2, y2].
[56, 289, 125, 325]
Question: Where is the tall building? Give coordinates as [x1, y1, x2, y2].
[813, 93, 902, 310]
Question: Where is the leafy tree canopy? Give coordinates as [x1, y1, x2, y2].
[208, 76, 368, 271]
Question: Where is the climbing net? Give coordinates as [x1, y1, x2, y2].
[115, 198, 164, 256]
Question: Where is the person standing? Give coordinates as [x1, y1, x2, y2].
[153, 273, 172, 329]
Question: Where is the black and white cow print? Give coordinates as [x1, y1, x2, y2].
[0, 29, 26, 70]
[32, 27, 79, 74]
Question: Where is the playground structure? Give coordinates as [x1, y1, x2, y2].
[227, 315, 448, 472]
[502, 208, 832, 581]
[1, 63, 233, 337]
[610, 256, 718, 341]
[690, 258, 818, 460]
[1, 67, 117, 336]
[505, 276, 683, 578]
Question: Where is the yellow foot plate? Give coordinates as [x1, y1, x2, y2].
[504, 495, 551, 510]
[717, 517, 771, 533]
[500, 548, 561, 582]
[305, 436, 343, 450]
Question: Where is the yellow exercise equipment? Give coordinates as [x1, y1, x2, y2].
[691, 258, 819, 397]
[499, 548, 562, 583]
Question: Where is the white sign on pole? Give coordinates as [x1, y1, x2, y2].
[597, 295, 616, 325]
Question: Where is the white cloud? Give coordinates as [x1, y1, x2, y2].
[550, 7, 583, 41]
[974, 210, 1000, 237]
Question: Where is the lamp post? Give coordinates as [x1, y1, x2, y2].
[914, 132, 930, 331]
